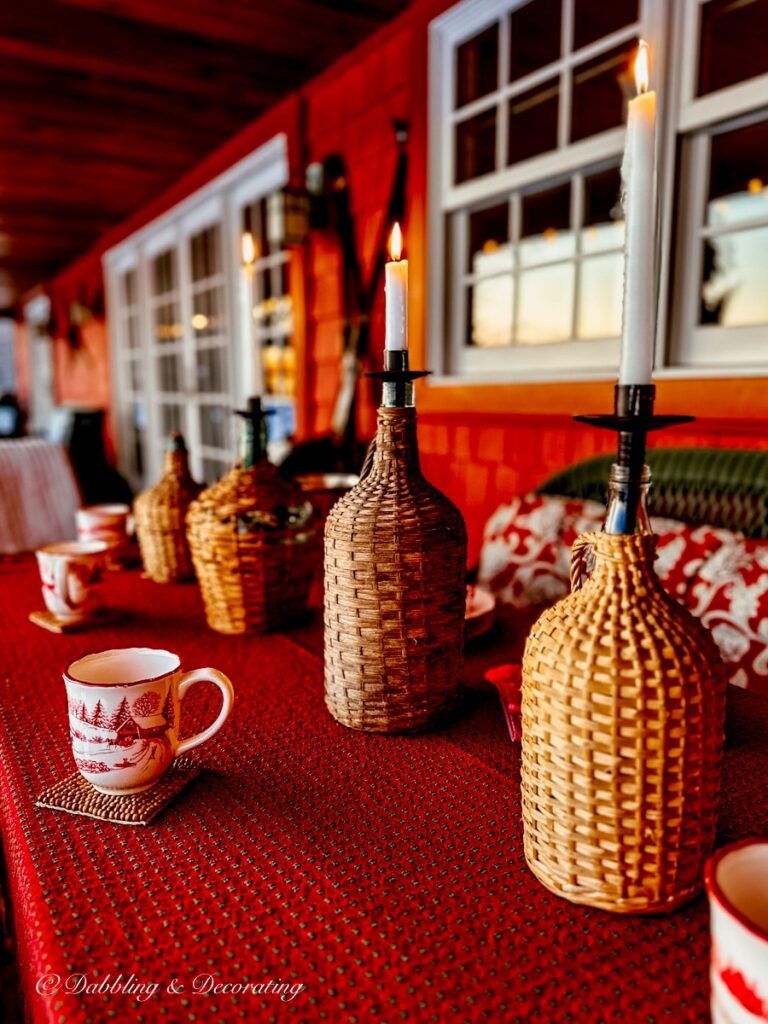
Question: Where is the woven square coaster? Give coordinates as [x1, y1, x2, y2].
[28, 608, 124, 634]
[35, 758, 200, 826]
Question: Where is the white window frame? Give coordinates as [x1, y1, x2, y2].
[428, 0, 768, 383]
[104, 134, 289, 488]
[669, 0, 768, 373]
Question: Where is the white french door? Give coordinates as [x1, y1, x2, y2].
[104, 134, 291, 490]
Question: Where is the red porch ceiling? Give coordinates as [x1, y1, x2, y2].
[0, 0, 414, 312]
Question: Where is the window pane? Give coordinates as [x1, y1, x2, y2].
[467, 277, 514, 347]
[190, 225, 221, 281]
[582, 166, 625, 253]
[573, 0, 638, 51]
[202, 458, 227, 486]
[698, 0, 768, 96]
[456, 24, 499, 108]
[706, 119, 768, 228]
[128, 358, 143, 392]
[268, 296, 294, 336]
[507, 79, 559, 165]
[199, 404, 227, 448]
[157, 353, 181, 392]
[701, 227, 768, 326]
[196, 347, 226, 393]
[281, 346, 297, 397]
[154, 302, 181, 343]
[468, 203, 512, 274]
[126, 313, 140, 349]
[242, 201, 268, 261]
[578, 252, 623, 338]
[122, 270, 137, 306]
[570, 41, 635, 143]
[159, 404, 183, 436]
[192, 287, 225, 338]
[520, 182, 574, 266]
[509, 0, 561, 82]
[517, 263, 575, 343]
[456, 109, 497, 183]
[152, 251, 176, 296]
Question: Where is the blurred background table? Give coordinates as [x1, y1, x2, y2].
[0, 558, 766, 1023]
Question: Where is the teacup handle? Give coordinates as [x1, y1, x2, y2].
[175, 668, 234, 757]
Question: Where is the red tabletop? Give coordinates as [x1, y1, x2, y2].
[1, 557, 767, 1024]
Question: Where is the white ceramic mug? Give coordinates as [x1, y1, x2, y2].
[64, 648, 234, 795]
[36, 541, 108, 622]
[76, 504, 132, 567]
[706, 839, 768, 1024]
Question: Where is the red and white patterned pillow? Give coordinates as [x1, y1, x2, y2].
[686, 536, 768, 692]
[478, 494, 768, 696]
[478, 494, 604, 609]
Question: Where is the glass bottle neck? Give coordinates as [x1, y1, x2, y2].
[603, 463, 651, 536]
[240, 418, 269, 469]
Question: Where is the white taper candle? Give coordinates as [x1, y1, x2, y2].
[385, 222, 408, 351]
[619, 41, 657, 386]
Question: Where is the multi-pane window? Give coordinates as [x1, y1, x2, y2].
[242, 197, 297, 444]
[432, 0, 768, 378]
[464, 164, 624, 349]
[452, 1, 638, 185]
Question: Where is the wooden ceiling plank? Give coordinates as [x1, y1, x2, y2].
[50, 0, 399, 54]
[0, 36, 276, 108]
[0, 1, 309, 99]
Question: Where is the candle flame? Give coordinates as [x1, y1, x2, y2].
[241, 231, 256, 265]
[635, 40, 649, 95]
[389, 222, 403, 261]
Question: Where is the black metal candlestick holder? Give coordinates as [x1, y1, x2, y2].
[575, 384, 694, 533]
[367, 350, 430, 408]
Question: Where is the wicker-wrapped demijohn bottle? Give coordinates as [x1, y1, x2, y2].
[521, 387, 727, 913]
[134, 433, 203, 583]
[324, 354, 467, 734]
[187, 398, 317, 634]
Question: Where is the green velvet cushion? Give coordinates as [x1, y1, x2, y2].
[536, 447, 768, 539]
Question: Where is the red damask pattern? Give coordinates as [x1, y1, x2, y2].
[478, 495, 768, 695]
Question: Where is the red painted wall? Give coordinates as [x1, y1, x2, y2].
[15, 0, 768, 560]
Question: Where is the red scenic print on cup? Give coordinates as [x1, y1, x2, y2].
[68, 689, 174, 782]
[707, 841, 768, 1024]
[712, 941, 768, 1022]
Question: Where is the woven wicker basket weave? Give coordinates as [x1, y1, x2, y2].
[133, 435, 203, 583]
[187, 459, 317, 635]
[324, 406, 467, 733]
[521, 531, 726, 914]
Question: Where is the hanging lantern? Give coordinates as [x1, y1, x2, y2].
[266, 187, 310, 248]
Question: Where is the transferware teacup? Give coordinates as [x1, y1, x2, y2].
[706, 839, 768, 1024]
[64, 647, 234, 795]
[76, 504, 132, 567]
[36, 541, 108, 623]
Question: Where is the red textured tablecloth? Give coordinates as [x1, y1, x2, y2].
[1, 557, 767, 1024]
